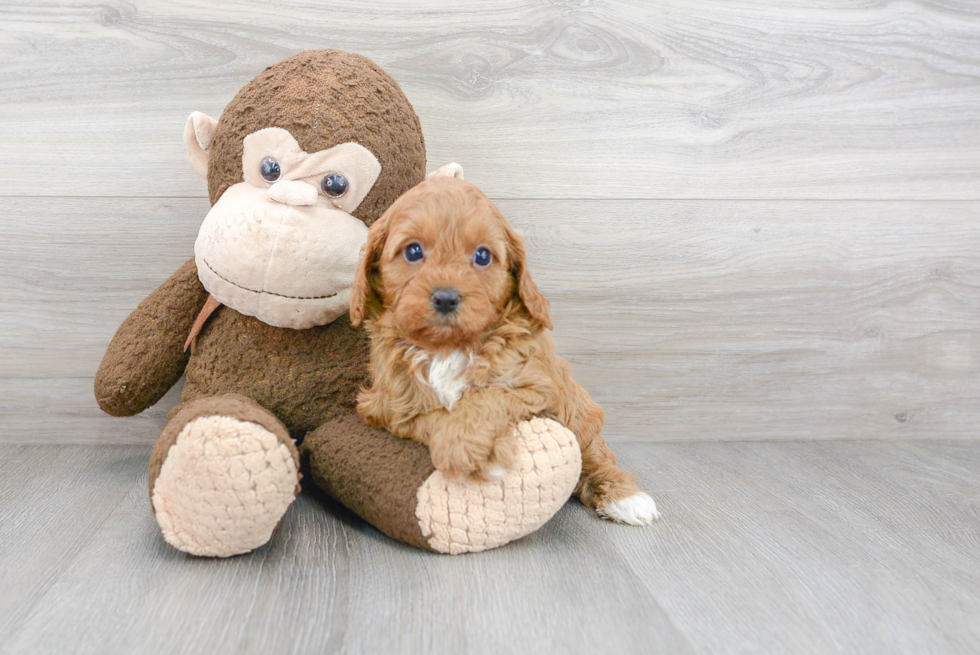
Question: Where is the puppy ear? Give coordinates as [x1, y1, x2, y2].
[350, 211, 390, 327]
[425, 162, 464, 180]
[504, 222, 552, 330]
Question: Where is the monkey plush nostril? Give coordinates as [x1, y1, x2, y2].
[267, 180, 318, 207]
[431, 288, 461, 315]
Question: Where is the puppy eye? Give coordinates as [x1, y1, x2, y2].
[321, 174, 349, 198]
[404, 242, 424, 263]
[260, 158, 281, 183]
[473, 247, 492, 268]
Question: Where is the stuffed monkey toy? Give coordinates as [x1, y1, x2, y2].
[94, 50, 581, 557]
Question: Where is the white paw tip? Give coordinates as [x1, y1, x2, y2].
[599, 493, 660, 525]
[486, 463, 508, 480]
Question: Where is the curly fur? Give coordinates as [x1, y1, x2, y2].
[350, 176, 648, 513]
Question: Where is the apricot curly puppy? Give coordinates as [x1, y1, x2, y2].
[349, 176, 658, 524]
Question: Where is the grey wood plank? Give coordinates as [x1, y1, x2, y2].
[1, 0, 979, 199]
[0, 453, 353, 655]
[3, 197, 977, 443]
[608, 441, 980, 653]
[0, 445, 691, 655]
[0, 378, 182, 445]
[0, 445, 145, 642]
[3, 442, 980, 654]
[333, 501, 691, 655]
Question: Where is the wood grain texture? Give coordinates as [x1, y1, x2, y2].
[0, 445, 145, 642]
[3, 3, 978, 652]
[1, 0, 978, 199]
[2, 441, 979, 654]
[609, 440, 980, 653]
[2, 197, 977, 443]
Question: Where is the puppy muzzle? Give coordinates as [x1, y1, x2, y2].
[431, 288, 461, 316]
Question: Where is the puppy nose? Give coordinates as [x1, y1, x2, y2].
[431, 288, 461, 315]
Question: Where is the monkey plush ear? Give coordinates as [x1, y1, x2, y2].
[349, 212, 390, 327]
[503, 221, 552, 330]
[425, 162, 464, 180]
[183, 111, 219, 179]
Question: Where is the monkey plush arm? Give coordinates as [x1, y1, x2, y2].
[95, 257, 209, 416]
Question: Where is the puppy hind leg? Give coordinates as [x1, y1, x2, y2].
[558, 376, 659, 526]
[575, 435, 660, 525]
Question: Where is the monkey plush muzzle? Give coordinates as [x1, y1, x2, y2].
[194, 128, 384, 329]
[196, 182, 368, 329]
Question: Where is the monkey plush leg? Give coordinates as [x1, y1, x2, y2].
[302, 415, 582, 554]
[148, 394, 300, 557]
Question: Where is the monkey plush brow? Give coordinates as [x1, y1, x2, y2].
[242, 127, 381, 211]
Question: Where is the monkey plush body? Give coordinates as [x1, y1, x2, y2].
[94, 50, 581, 557]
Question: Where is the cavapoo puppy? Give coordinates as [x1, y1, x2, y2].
[349, 176, 658, 524]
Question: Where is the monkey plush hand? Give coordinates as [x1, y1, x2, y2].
[94, 50, 581, 557]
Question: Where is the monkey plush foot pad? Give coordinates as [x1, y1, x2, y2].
[415, 418, 582, 554]
[151, 415, 299, 557]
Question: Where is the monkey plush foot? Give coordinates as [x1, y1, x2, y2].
[149, 395, 300, 557]
[302, 415, 581, 554]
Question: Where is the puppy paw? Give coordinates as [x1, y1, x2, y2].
[485, 463, 508, 480]
[429, 433, 491, 480]
[482, 427, 520, 480]
[429, 422, 520, 481]
[596, 492, 660, 525]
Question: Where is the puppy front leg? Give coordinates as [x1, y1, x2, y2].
[358, 391, 500, 480]
[428, 387, 525, 480]
[357, 385, 440, 442]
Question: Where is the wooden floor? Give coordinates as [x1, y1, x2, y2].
[2, 441, 979, 654]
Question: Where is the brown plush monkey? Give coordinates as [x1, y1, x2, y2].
[95, 50, 581, 557]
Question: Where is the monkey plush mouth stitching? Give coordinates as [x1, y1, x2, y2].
[203, 258, 338, 300]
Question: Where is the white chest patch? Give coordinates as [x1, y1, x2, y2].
[411, 349, 474, 410]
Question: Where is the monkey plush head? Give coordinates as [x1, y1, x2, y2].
[182, 50, 426, 329]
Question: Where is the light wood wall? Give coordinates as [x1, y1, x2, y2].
[2, 0, 978, 443]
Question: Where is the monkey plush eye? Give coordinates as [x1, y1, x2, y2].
[321, 174, 349, 198]
[473, 247, 492, 268]
[260, 157, 281, 183]
[404, 242, 424, 263]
